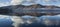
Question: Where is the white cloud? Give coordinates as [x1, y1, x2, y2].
[0, 0, 39, 7]
[0, 2, 10, 7]
[0, 0, 60, 7]
[10, 0, 24, 5]
[10, 0, 38, 5]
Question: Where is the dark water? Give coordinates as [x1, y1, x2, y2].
[0, 18, 13, 27]
[0, 18, 45, 27]
[0, 19, 60, 27]
[0, 15, 60, 27]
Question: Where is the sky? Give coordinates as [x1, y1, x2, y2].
[0, 0, 60, 7]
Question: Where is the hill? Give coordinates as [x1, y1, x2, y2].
[0, 4, 60, 16]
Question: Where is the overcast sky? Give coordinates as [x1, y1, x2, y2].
[0, 0, 60, 7]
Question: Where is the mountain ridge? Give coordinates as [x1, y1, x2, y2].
[0, 4, 60, 16]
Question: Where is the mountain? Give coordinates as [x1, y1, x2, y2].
[0, 4, 60, 16]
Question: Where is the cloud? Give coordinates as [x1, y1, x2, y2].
[0, 0, 37, 7]
[0, 2, 10, 7]
[44, 0, 50, 2]
[0, 3, 7, 7]
[0, 0, 11, 7]
[0, 0, 40, 6]
[0, 0, 60, 7]
[10, 0, 24, 5]
[10, 0, 38, 5]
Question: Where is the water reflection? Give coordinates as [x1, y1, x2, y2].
[0, 15, 60, 27]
